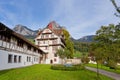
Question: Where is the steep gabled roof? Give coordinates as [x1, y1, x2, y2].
[36, 21, 64, 37]
[0, 22, 45, 54]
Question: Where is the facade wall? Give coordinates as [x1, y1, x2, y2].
[0, 39, 40, 57]
[35, 28, 65, 64]
[0, 29, 44, 70]
[0, 50, 40, 70]
[0, 39, 41, 70]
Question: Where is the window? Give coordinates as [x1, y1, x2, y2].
[0, 35, 2, 40]
[43, 41, 45, 44]
[54, 54, 57, 57]
[36, 58, 38, 62]
[18, 56, 21, 63]
[54, 58, 57, 62]
[14, 55, 17, 63]
[34, 57, 36, 62]
[38, 41, 40, 45]
[29, 57, 31, 62]
[45, 46, 48, 50]
[53, 40, 57, 44]
[46, 34, 49, 38]
[27, 56, 31, 62]
[34, 48, 36, 53]
[8, 54, 12, 63]
[27, 45, 31, 50]
[27, 56, 29, 62]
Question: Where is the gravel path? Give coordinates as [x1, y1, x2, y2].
[86, 67, 120, 80]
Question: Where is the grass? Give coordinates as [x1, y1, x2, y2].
[86, 63, 120, 74]
[0, 64, 114, 80]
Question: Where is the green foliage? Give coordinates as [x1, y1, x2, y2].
[56, 48, 71, 64]
[91, 24, 120, 69]
[81, 57, 90, 64]
[24, 35, 35, 44]
[56, 48, 72, 59]
[51, 64, 85, 71]
[28, 39, 35, 44]
[0, 64, 113, 80]
[86, 63, 120, 74]
[63, 29, 74, 58]
[111, 0, 120, 17]
[74, 42, 91, 53]
[73, 50, 82, 58]
[56, 48, 65, 59]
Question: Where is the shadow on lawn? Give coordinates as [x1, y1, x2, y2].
[0, 69, 14, 76]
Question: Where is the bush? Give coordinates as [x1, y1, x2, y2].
[51, 64, 85, 71]
[81, 57, 90, 64]
[104, 60, 117, 70]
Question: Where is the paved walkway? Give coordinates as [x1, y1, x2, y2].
[86, 67, 120, 80]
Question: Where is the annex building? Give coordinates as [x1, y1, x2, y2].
[0, 22, 46, 70]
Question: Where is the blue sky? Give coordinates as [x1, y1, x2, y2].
[0, 0, 120, 39]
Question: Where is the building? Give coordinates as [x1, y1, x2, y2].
[35, 21, 65, 64]
[0, 22, 46, 70]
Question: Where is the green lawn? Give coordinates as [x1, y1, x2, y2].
[86, 63, 120, 74]
[0, 64, 114, 80]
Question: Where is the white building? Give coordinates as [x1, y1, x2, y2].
[35, 21, 65, 64]
[0, 23, 46, 70]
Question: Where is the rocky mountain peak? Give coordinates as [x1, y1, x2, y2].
[13, 24, 38, 36]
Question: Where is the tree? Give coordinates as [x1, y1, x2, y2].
[74, 42, 91, 53]
[56, 48, 70, 64]
[111, 0, 120, 17]
[63, 29, 74, 58]
[92, 24, 120, 69]
[56, 48, 65, 64]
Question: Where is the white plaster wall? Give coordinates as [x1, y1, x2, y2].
[0, 50, 40, 70]
[42, 29, 52, 33]
[35, 28, 64, 64]
[45, 59, 50, 64]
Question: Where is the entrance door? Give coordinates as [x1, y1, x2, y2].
[50, 60, 53, 64]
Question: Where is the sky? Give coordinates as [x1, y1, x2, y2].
[0, 0, 120, 39]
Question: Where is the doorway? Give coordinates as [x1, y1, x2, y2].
[50, 59, 53, 64]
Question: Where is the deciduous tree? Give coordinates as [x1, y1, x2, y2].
[111, 0, 120, 17]
[91, 24, 120, 69]
[63, 29, 74, 58]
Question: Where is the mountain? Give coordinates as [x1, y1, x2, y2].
[77, 35, 95, 42]
[71, 35, 95, 43]
[13, 24, 95, 42]
[70, 37, 77, 42]
[13, 24, 38, 36]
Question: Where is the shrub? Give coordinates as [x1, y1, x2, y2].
[51, 64, 85, 71]
[81, 57, 90, 64]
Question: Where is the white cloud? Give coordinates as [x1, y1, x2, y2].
[50, 0, 119, 39]
[0, 0, 119, 39]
